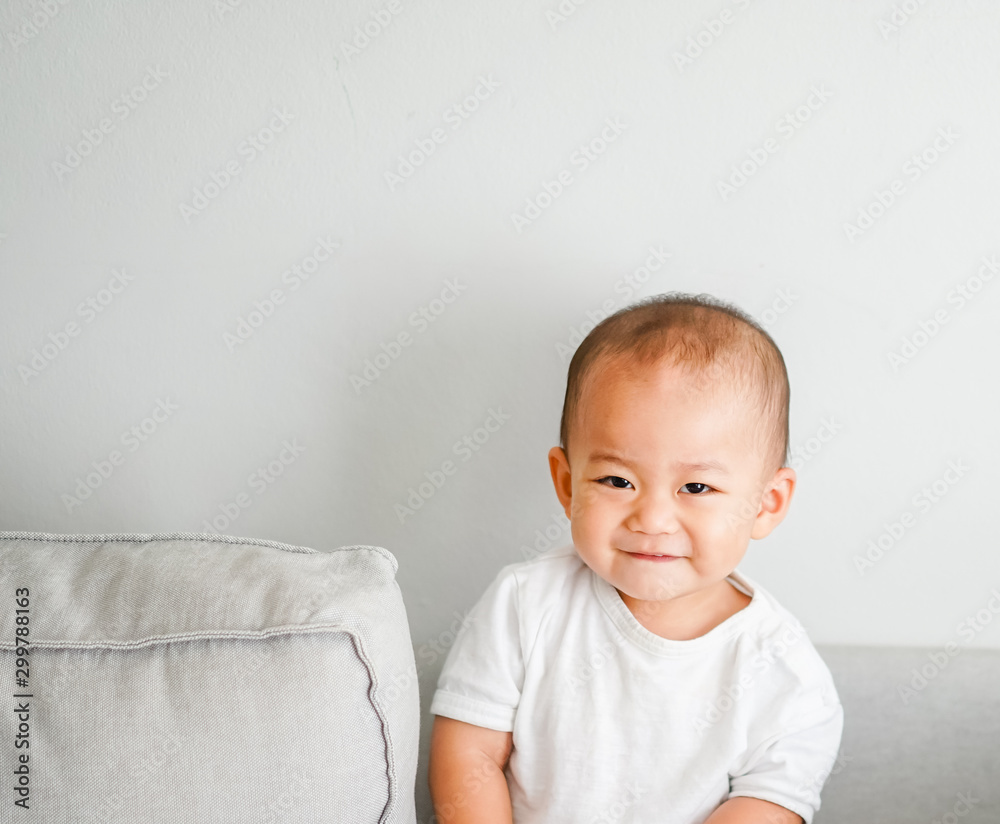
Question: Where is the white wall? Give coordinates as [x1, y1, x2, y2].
[2, 0, 999, 814]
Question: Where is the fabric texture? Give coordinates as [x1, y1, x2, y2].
[813, 643, 1000, 824]
[430, 543, 843, 824]
[0, 531, 419, 823]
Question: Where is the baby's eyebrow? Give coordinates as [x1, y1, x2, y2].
[674, 460, 729, 474]
[587, 452, 729, 474]
[587, 450, 632, 466]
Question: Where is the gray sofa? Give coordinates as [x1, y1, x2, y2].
[2, 532, 996, 823]
[811, 644, 999, 823]
[0, 532, 420, 823]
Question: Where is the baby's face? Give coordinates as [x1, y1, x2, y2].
[548, 358, 795, 622]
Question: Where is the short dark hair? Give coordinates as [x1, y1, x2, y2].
[558, 292, 790, 475]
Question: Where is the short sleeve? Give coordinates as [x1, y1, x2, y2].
[429, 564, 524, 732]
[728, 697, 844, 824]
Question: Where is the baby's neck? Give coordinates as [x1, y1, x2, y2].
[618, 579, 751, 641]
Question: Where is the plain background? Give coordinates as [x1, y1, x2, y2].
[2, 0, 999, 816]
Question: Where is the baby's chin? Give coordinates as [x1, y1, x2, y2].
[613, 577, 691, 604]
[604, 561, 692, 598]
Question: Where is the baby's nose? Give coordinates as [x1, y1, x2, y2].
[626, 487, 680, 534]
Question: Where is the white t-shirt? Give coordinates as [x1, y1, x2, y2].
[430, 544, 843, 824]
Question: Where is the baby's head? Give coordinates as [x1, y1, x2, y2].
[548, 292, 796, 630]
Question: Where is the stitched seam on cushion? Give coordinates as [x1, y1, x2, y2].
[0, 531, 398, 572]
[0, 623, 402, 820]
[348, 631, 400, 824]
[0, 622, 362, 650]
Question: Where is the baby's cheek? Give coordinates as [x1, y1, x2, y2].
[571, 485, 603, 520]
[689, 506, 738, 550]
[719, 493, 759, 534]
[569, 509, 595, 545]
[569, 500, 610, 548]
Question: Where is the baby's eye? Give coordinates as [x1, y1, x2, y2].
[681, 483, 712, 494]
[597, 476, 634, 490]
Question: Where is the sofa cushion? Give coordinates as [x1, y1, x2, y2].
[0, 531, 419, 823]
[815, 643, 999, 824]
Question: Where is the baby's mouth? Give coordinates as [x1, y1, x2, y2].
[621, 548, 684, 561]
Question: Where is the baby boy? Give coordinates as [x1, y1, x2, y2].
[428, 292, 844, 824]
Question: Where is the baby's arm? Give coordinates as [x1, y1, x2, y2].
[703, 796, 803, 824]
[428, 715, 514, 824]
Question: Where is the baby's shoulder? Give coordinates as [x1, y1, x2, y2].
[733, 573, 838, 695]
[486, 544, 593, 621]
[500, 543, 588, 591]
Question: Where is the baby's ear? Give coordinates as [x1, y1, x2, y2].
[750, 466, 796, 540]
[548, 446, 573, 516]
